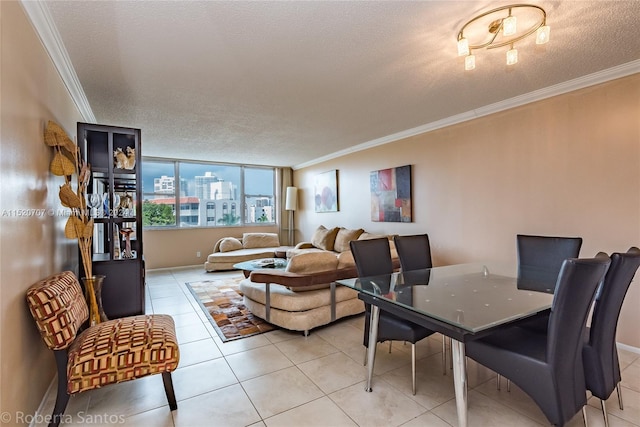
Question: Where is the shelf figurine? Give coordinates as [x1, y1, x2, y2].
[114, 146, 136, 170]
[120, 227, 135, 259]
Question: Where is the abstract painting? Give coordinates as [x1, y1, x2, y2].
[370, 164, 412, 222]
[314, 170, 338, 212]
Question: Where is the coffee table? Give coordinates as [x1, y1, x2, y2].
[234, 258, 288, 278]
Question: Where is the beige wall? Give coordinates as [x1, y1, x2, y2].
[294, 74, 640, 348]
[145, 225, 279, 269]
[0, 1, 83, 421]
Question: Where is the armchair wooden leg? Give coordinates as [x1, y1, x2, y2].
[49, 350, 70, 427]
[162, 372, 178, 411]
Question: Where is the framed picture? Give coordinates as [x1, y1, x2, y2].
[370, 164, 412, 222]
[314, 170, 338, 212]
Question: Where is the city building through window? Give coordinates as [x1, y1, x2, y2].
[142, 159, 276, 228]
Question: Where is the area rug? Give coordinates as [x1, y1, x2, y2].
[187, 277, 276, 342]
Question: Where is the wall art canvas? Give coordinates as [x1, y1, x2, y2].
[370, 164, 412, 222]
[314, 170, 338, 212]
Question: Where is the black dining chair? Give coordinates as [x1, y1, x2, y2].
[350, 238, 436, 395]
[517, 234, 583, 293]
[393, 234, 448, 375]
[465, 255, 610, 427]
[583, 247, 640, 427]
[496, 234, 584, 390]
[515, 234, 583, 332]
[393, 234, 433, 271]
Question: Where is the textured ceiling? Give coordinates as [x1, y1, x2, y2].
[44, 1, 640, 168]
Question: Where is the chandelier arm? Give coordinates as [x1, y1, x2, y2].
[468, 23, 503, 50]
[457, 4, 547, 50]
[485, 19, 544, 49]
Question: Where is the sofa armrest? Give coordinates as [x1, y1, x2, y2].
[212, 238, 225, 253]
[249, 267, 357, 289]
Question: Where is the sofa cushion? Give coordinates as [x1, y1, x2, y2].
[243, 233, 280, 249]
[311, 225, 339, 251]
[243, 296, 364, 333]
[219, 237, 243, 252]
[285, 252, 339, 291]
[337, 251, 356, 269]
[334, 228, 364, 252]
[207, 248, 277, 264]
[286, 252, 339, 274]
[286, 247, 325, 258]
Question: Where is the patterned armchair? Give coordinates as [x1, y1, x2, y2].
[26, 271, 180, 427]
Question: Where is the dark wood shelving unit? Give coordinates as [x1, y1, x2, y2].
[78, 122, 144, 318]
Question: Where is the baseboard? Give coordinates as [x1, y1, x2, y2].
[617, 342, 640, 355]
[146, 264, 203, 272]
[31, 374, 57, 427]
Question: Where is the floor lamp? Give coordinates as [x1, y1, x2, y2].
[285, 186, 297, 246]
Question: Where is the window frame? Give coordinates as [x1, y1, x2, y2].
[142, 157, 277, 230]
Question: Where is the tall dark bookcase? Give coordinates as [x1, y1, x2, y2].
[78, 122, 144, 318]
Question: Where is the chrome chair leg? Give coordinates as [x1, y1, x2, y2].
[412, 343, 417, 395]
[442, 336, 447, 375]
[616, 382, 624, 410]
[449, 337, 453, 370]
[496, 374, 501, 390]
[363, 346, 368, 366]
[601, 399, 609, 427]
[389, 341, 393, 353]
[583, 405, 589, 427]
[507, 379, 511, 392]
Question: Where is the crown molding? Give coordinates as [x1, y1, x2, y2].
[20, 0, 96, 123]
[294, 60, 640, 170]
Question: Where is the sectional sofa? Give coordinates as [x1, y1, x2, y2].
[239, 225, 400, 334]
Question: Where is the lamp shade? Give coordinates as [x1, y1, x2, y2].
[285, 186, 298, 211]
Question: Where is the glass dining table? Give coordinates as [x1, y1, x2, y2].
[335, 262, 555, 427]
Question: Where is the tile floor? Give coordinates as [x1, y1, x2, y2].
[36, 266, 640, 427]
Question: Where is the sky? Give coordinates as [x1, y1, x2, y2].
[141, 160, 273, 196]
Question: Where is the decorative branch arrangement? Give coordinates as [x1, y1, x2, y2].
[44, 121, 101, 325]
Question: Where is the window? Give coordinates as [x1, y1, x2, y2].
[142, 161, 177, 226]
[142, 159, 276, 228]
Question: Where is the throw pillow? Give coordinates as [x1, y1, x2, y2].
[219, 237, 242, 252]
[357, 232, 397, 253]
[333, 228, 365, 253]
[357, 232, 386, 240]
[311, 225, 339, 251]
[242, 233, 280, 249]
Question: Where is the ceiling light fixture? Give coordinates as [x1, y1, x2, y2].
[456, 4, 550, 70]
